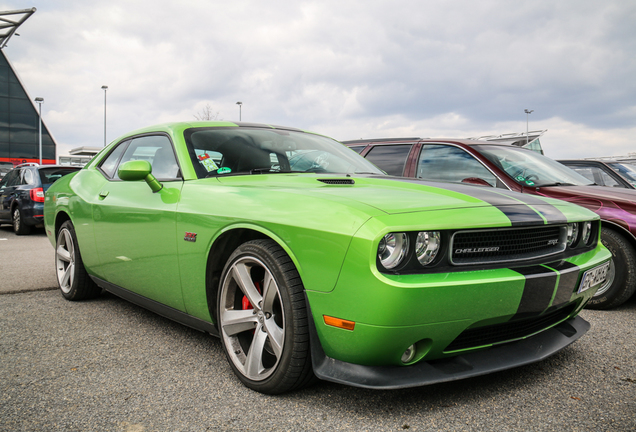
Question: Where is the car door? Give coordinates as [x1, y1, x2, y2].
[91, 134, 186, 310]
[0, 169, 20, 222]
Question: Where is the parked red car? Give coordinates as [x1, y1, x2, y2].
[343, 138, 636, 309]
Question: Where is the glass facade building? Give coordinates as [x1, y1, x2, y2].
[0, 49, 56, 168]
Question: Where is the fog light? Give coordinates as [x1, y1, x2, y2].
[416, 231, 440, 265]
[378, 233, 408, 269]
[567, 223, 579, 247]
[401, 345, 416, 363]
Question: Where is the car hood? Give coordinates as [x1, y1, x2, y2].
[216, 174, 587, 224]
[535, 185, 636, 211]
[533, 185, 636, 235]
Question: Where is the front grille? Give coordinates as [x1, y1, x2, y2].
[451, 226, 565, 265]
[318, 178, 355, 185]
[444, 304, 576, 352]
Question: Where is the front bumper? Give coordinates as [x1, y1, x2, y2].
[310, 314, 589, 389]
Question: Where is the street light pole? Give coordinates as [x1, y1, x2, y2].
[524, 109, 533, 146]
[102, 85, 108, 146]
[236, 101, 242, 121]
[34, 97, 44, 164]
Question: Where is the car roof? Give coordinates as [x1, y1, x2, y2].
[341, 137, 512, 147]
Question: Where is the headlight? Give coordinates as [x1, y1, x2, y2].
[378, 233, 408, 269]
[415, 231, 441, 265]
[581, 221, 592, 245]
[567, 223, 579, 247]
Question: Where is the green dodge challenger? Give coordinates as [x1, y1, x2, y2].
[44, 121, 611, 394]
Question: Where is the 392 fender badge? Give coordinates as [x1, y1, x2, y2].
[184, 232, 197, 242]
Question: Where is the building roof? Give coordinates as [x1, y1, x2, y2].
[69, 146, 102, 156]
[0, 8, 36, 49]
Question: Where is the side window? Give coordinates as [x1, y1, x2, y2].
[119, 135, 180, 180]
[417, 144, 497, 186]
[1, 169, 18, 187]
[99, 140, 129, 178]
[21, 169, 34, 185]
[567, 166, 595, 183]
[595, 167, 620, 187]
[569, 166, 620, 187]
[103, 135, 180, 181]
[364, 144, 413, 176]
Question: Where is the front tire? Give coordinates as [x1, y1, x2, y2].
[217, 239, 313, 394]
[13, 207, 32, 235]
[587, 227, 636, 309]
[55, 221, 101, 301]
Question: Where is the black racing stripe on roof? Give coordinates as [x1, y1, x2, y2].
[382, 178, 560, 226]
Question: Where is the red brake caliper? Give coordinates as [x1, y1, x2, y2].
[242, 281, 261, 310]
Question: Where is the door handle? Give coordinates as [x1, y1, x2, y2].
[99, 190, 109, 199]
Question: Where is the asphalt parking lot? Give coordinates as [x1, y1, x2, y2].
[1, 225, 635, 431]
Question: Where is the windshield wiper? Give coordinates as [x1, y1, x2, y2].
[535, 182, 577, 187]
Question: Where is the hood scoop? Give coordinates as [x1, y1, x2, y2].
[318, 178, 355, 185]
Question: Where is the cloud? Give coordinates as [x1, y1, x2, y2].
[0, 0, 634, 160]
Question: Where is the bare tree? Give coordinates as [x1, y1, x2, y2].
[193, 103, 221, 121]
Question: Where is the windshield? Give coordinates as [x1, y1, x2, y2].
[474, 145, 594, 187]
[184, 127, 383, 178]
[607, 162, 636, 187]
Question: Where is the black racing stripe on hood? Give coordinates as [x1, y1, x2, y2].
[512, 266, 558, 318]
[383, 178, 567, 226]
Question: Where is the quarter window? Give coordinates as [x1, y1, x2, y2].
[417, 144, 496, 187]
[364, 144, 413, 176]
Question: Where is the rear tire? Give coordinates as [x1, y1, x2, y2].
[217, 239, 313, 394]
[13, 207, 32, 235]
[586, 228, 636, 309]
[55, 220, 101, 301]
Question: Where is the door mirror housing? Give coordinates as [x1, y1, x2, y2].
[118, 160, 163, 192]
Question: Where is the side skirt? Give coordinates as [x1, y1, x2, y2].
[90, 276, 219, 337]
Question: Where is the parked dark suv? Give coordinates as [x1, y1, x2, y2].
[0, 163, 80, 234]
[342, 137, 636, 310]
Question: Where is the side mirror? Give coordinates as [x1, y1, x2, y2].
[118, 160, 163, 192]
[461, 177, 493, 187]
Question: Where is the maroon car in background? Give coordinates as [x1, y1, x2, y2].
[343, 137, 636, 309]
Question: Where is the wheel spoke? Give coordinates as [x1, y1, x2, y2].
[244, 326, 268, 378]
[221, 309, 258, 336]
[261, 272, 278, 311]
[56, 245, 71, 263]
[232, 262, 262, 309]
[60, 262, 73, 288]
[263, 318, 284, 358]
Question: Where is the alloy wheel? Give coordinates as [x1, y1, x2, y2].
[56, 228, 75, 294]
[219, 256, 285, 382]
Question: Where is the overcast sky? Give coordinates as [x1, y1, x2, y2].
[2, 0, 635, 159]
